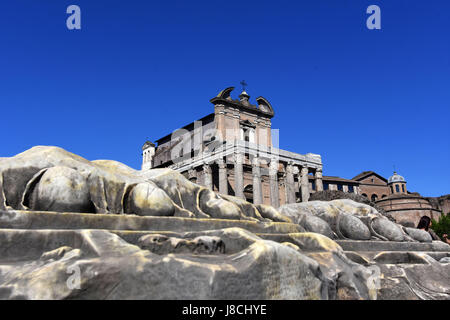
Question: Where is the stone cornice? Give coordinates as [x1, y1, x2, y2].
[168, 141, 322, 172]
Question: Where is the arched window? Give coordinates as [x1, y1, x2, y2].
[402, 185, 405, 193]
[395, 185, 400, 193]
[362, 193, 368, 198]
[382, 195, 387, 199]
[390, 186, 393, 194]
[371, 194, 378, 202]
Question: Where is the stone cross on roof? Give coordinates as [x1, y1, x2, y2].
[240, 80, 248, 92]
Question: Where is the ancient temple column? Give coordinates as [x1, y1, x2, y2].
[269, 159, 280, 208]
[217, 158, 228, 195]
[300, 165, 310, 202]
[252, 157, 263, 205]
[285, 163, 296, 204]
[294, 167, 301, 200]
[203, 162, 213, 190]
[315, 168, 324, 192]
[234, 152, 245, 199]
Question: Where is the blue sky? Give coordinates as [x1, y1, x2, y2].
[0, 1, 448, 196]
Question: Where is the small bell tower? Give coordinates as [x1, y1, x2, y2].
[142, 140, 155, 171]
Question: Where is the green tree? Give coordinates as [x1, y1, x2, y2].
[431, 213, 450, 239]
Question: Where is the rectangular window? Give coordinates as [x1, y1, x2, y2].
[348, 185, 354, 193]
[337, 184, 343, 191]
[323, 183, 329, 190]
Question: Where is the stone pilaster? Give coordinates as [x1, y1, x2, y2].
[285, 163, 296, 204]
[217, 158, 228, 195]
[300, 166, 310, 202]
[234, 152, 245, 199]
[315, 168, 324, 192]
[269, 159, 280, 208]
[203, 163, 213, 190]
[252, 157, 263, 205]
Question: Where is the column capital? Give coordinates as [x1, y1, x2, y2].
[286, 163, 294, 174]
[251, 156, 260, 167]
[217, 158, 226, 169]
[269, 159, 279, 171]
[202, 162, 212, 174]
[234, 152, 244, 164]
[301, 166, 309, 175]
[315, 169, 323, 179]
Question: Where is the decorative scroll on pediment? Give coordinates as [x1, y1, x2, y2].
[256, 97, 275, 116]
[216, 87, 234, 100]
[211, 87, 275, 118]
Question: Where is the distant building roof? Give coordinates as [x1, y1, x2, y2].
[322, 176, 359, 184]
[352, 171, 388, 183]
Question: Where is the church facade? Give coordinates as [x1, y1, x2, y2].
[141, 86, 446, 226]
[141, 87, 354, 207]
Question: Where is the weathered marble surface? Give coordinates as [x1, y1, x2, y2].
[0, 228, 376, 300]
[0, 146, 449, 300]
[279, 200, 433, 243]
[0, 146, 287, 222]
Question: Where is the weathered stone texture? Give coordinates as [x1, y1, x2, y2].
[0, 147, 449, 300]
